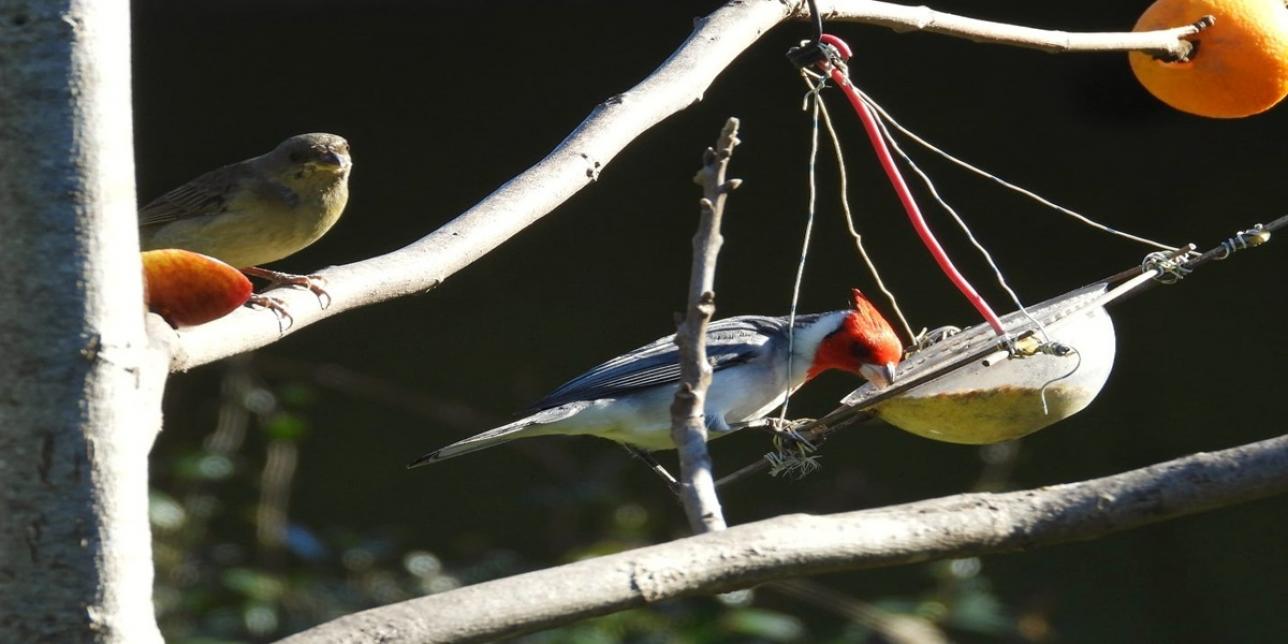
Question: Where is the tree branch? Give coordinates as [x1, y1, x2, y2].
[670, 118, 743, 534]
[0, 0, 165, 640]
[158, 0, 1205, 371]
[821, 0, 1209, 59]
[280, 434, 1288, 643]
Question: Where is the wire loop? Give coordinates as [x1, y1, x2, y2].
[1143, 250, 1198, 283]
[1215, 224, 1271, 260]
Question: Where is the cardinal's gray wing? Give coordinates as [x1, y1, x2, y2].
[528, 315, 806, 411]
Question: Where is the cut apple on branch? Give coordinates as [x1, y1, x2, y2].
[142, 249, 253, 327]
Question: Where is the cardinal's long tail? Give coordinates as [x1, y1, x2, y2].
[406, 403, 587, 468]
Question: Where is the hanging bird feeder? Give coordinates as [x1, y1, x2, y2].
[845, 274, 1141, 444]
[822, 226, 1274, 448]
[771, 25, 1284, 452]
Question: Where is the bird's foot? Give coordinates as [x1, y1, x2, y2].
[246, 294, 294, 334]
[620, 444, 681, 496]
[753, 417, 816, 451]
[241, 266, 332, 309]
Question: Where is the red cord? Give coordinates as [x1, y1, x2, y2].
[817, 37, 1005, 335]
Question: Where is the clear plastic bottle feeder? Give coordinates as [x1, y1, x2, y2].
[841, 273, 1152, 444]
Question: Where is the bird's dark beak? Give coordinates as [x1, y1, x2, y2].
[859, 362, 897, 389]
[319, 151, 345, 167]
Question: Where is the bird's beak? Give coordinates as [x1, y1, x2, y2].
[318, 151, 346, 167]
[859, 361, 897, 389]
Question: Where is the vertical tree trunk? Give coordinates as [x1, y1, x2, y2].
[0, 0, 165, 641]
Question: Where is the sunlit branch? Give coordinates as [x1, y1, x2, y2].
[158, 0, 1206, 370]
[281, 433, 1288, 643]
[670, 118, 742, 534]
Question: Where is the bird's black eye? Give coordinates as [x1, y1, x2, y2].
[850, 341, 871, 360]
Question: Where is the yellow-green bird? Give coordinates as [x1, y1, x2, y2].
[138, 133, 353, 308]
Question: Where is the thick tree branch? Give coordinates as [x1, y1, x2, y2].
[158, 0, 788, 371]
[0, 0, 165, 640]
[281, 434, 1288, 643]
[670, 118, 742, 534]
[159, 0, 1204, 371]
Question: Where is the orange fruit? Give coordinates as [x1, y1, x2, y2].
[142, 249, 252, 327]
[1129, 0, 1288, 118]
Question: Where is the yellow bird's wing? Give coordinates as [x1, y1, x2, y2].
[138, 162, 252, 227]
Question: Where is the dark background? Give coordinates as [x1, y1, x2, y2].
[136, 1, 1287, 642]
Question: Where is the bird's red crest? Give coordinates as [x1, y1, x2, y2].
[846, 289, 903, 365]
[808, 289, 904, 379]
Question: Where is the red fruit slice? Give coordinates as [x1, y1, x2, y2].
[142, 249, 252, 327]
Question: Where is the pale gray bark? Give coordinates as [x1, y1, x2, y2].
[670, 118, 743, 534]
[281, 434, 1288, 643]
[822, 0, 1207, 57]
[0, 1, 165, 641]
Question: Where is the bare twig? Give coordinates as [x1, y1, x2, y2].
[670, 118, 742, 534]
[157, 0, 1208, 371]
[280, 433, 1288, 643]
[821, 1, 1210, 59]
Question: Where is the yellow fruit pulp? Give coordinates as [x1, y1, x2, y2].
[874, 385, 1091, 445]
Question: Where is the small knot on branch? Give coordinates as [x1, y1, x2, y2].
[716, 117, 742, 154]
[1153, 15, 1214, 62]
[696, 291, 716, 318]
[700, 148, 719, 169]
[580, 153, 602, 180]
[673, 383, 700, 405]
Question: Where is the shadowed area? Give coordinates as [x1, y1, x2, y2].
[137, 1, 1288, 641]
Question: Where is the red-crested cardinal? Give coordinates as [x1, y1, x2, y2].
[409, 289, 902, 467]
